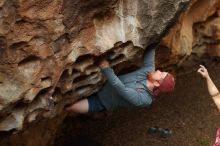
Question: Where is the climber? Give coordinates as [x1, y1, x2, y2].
[65, 45, 175, 113]
[197, 65, 220, 110]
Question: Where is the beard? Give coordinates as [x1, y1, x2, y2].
[147, 72, 154, 82]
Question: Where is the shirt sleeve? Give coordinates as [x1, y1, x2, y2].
[143, 47, 155, 70]
[101, 67, 152, 106]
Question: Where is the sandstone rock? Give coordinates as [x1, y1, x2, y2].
[0, 0, 191, 133]
[0, 0, 193, 145]
[161, 0, 220, 72]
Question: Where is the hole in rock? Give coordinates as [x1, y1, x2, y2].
[75, 54, 94, 64]
[9, 41, 28, 50]
[34, 88, 51, 100]
[73, 74, 88, 83]
[75, 85, 91, 92]
[18, 56, 41, 67]
[61, 69, 75, 79]
[41, 76, 51, 82]
[207, 12, 219, 21]
[13, 100, 28, 109]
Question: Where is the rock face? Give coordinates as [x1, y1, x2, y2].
[2, 0, 220, 145]
[160, 0, 220, 73]
[0, 0, 191, 133]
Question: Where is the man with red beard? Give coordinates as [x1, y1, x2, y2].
[66, 47, 175, 113]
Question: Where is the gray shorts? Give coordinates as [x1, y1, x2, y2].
[88, 93, 106, 112]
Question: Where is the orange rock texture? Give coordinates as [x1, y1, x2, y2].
[5, 0, 220, 145]
[160, 0, 220, 73]
[0, 0, 190, 133]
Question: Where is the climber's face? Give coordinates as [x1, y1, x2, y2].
[147, 70, 168, 87]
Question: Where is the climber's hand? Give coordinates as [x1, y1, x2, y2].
[98, 58, 110, 69]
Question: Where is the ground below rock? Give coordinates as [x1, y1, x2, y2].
[54, 64, 220, 146]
